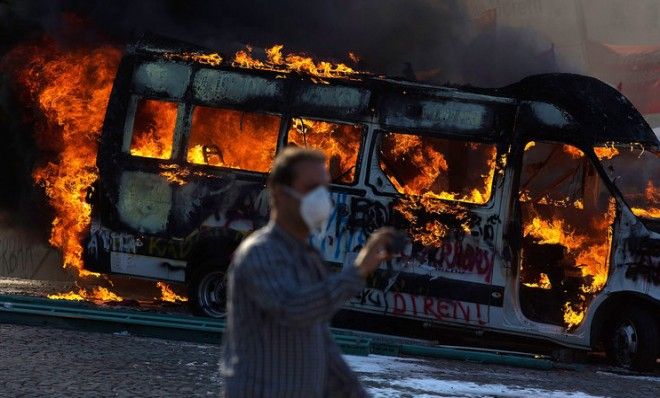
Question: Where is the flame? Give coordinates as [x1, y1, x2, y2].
[5, 38, 361, 282]
[186, 107, 280, 173]
[522, 198, 616, 328]
[522, 195, 586, 209]
[563, 145, 585, 159]
[520, 141, 619, 326]
[523, 204, 615, 295]
[394, 193, 470, 248]
[156, 282, 188, 303]
[524, 141, 536, 151]
[563, 301, 586, 329]
[187, 144, 210, 165]
[631, 207, 660, 218]
[163, 51, 222, 66]
[160, 169, 188, 186]
[631, 180, 660, 218]
[288, 119, 362, 183]
[523, 217, 587, 250]
[161, 44, 359, 81]
[384, 134, 449, 194]
[645, 180, 658, 202]
[523, 273, 552, 289]
[594, 145, 619, 160]
[47, 291, 85, 301]
[48, 286, 123, 302]
[380, 132, 497, 204]
[7, 38, 121, 276]
[129, 99, 178, 159]
[519, 191, 532, 202]
[382, 133, 498, 247]
[232, 44, 358, 80]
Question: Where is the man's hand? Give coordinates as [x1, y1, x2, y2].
[354, 227, 397, 278]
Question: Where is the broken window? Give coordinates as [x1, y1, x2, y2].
[519, 141, 615, 328]
[378, 132, 497, 204]
[186, 106, 281, 173]
[598, 146, 660, 219]
[129, 99, 178, 159]
[287, 118, 363, 184]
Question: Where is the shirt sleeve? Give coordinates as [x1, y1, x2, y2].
[324, 328, 369, 398]
[236, 243, 365, 328]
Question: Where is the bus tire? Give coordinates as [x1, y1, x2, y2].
[604, 306, 658, 372]
[188, 258, 228, 318]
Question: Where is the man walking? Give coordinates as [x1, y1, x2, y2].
[221, 147, 395, 397]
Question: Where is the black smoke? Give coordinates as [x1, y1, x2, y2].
[1, 0, 566, 82]
[0, 0, 567, 228]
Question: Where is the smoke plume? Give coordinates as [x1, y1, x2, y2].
[0, 0, 565, 229]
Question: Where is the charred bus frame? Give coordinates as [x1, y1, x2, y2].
[85, 37, 660, 371]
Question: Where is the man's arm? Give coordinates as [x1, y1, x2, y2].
[324, 328, 368, 398]
[237, 244, 364, 327]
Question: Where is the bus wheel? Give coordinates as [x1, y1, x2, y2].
[188, 259, 227, 318]
[604, 306, 658, 372]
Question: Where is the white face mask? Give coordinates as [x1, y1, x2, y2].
[284, 185, 334, 233]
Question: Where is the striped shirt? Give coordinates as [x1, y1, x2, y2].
[221, 221, 368, 398]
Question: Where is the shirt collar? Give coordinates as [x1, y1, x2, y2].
[268, 221, 311, 253]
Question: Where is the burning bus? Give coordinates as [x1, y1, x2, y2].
[82, 37, 659, 371]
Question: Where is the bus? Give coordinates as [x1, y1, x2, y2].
[84, 37, 660, 371]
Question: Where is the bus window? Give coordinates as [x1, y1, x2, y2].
[597, 146, 660, 220]
[287, 118, 363, 184]
[129, 99, 178, 159]
[187, 107, 281, 173]
[379, 132, 497, 204]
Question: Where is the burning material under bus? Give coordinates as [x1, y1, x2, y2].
[8, 34, 660, 370]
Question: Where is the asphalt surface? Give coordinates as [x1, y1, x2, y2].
[0, 277, 659, 397]
[0, 322, 658, 397]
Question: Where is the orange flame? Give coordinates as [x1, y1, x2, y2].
[383, 133, 499, 247]
[523, 216, 587, 251]
[631, 207, 660, 218]
[129, 99, 178, 159]
[8, 38, 121, 276]
[163, 51, 222, 66]
[631, 180, 660, 218]
[522, 198, 616, 328]
[563, 145, 585, 159]
[288, 118, 363, 184]
[394, 193, 470, 248]
[523, 273, 552, 289]
[380, 133, 498, 204]
[563, 301, 586, 329]
[185, 106, 280, 173]
[7, 38, 365, 282]
[48, 286, 123, 302]
[594, 145, 619, 160]
[156, 282, 188, 303]
[524, 141, 536, 151]
[232, 44, 358, 80]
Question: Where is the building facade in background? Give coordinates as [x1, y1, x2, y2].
[464, 0, 660, 128]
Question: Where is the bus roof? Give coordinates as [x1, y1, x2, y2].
[126, 34, 658, 148]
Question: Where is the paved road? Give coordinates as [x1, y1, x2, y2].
[0, 323, 657, 397]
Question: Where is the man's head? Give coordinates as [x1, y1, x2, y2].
[267, 146, 332, 236]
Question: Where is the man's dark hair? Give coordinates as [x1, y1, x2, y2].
[267, 146, 326, 189]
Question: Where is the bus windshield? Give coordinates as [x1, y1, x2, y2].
[597, 145, 660, 219]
